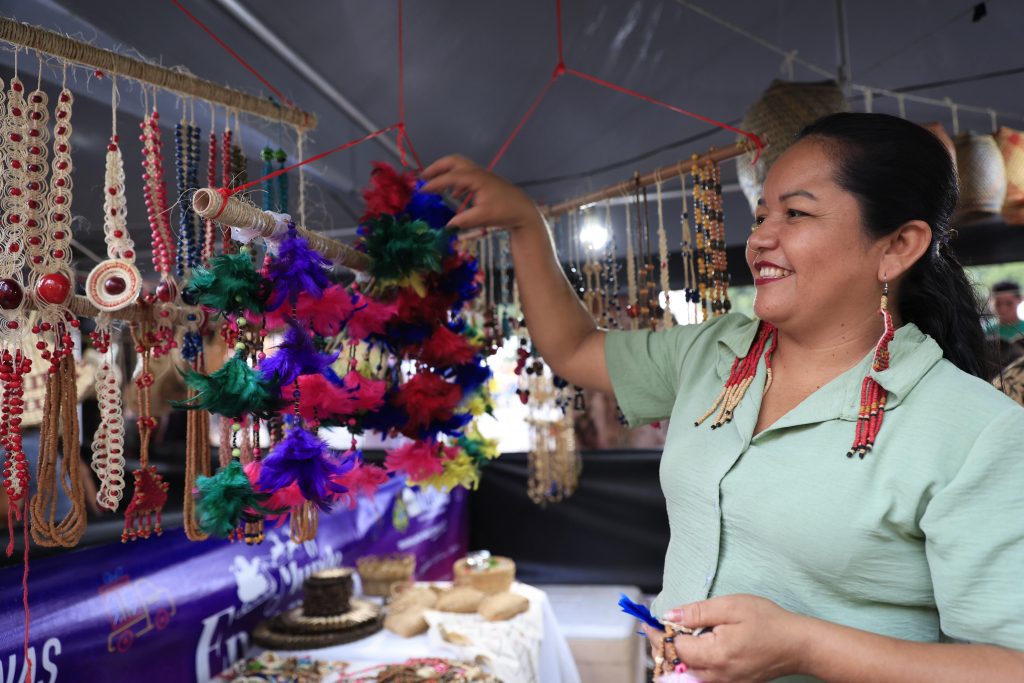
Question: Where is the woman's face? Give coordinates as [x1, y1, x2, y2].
[747, 139, 886, 335]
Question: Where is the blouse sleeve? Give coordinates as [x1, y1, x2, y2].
[603, 314, 744, 428]
[920, 403, 1024, 649]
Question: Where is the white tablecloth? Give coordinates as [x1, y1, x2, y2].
[250, 583, 580, 683]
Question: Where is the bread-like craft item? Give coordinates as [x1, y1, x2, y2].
[435, 586, 486, 613]
[389, 586, 438, 613]
[477, 592, 529, 622]
[384, 606, 429, 638]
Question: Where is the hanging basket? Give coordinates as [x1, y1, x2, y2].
[953, 132, 1007, 226]
[995, 127, 1024, 225]
[736, 79, 850, 214]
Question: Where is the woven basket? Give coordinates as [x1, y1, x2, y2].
[452, 556, 515, 595]
[736, 79, 850, 213]
[953, 132, 1007, 225]
[995, 126, 1024, 224]
[357, 553, 415, 597]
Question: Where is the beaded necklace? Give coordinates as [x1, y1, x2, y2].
[0, 71, 32, 504]
[623, 196, 638, 328]
[679, 171, 697, 325]
[655, 175, 673, 329]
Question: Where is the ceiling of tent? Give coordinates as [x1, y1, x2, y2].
[0, 0, 1021, 278]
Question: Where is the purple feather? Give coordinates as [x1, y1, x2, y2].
[265, 222, 333, 311]
[257, 425, 353, 510]
[259, 318, 338, 385]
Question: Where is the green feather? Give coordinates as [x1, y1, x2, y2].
[194, 461, 275, 538]
[183, 253, 267, 314]
[172, 353, 280, 419]
[361, 216, 448, 294]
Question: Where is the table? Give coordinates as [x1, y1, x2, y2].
[247, 583, 581, 683]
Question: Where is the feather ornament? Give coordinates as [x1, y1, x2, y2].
[264, 223, 333, 311]
[384, 439, 446, 481]
[360, 162, 416, 223]
[406, 181, 455, 228]
[392, 371, 463, 436]
[360, 215, 449, 296]
[618, 594, 664, 631]
[193, 461, 275, 538]
[174, 353, 280, 419]
[257, 425, 352, 510]
[331, 450, 390, 508]
[259, 319, 338, 386]
[183, 253, 269, 314]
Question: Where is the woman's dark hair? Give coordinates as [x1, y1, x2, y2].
[797, 112, 987, 378]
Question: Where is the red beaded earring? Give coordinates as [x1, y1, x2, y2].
[848, 279, 894, 458]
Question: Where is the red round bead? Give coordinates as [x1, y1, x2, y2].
[103, 277, 127, 296]
[0, 279, 24, 310]
[35, 272, 71, 305]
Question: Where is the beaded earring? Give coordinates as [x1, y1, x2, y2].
[848, 280, 894, 458]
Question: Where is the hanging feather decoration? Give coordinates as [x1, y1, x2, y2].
[262, 284, 356, 336]
[243, 460, 306, 524]
[418, 325, 481, 368]
[443, 359, 492, 396]
[264, 222, 333, 311]
[183, 253, 269, 314]
[257, 425, 352, 511]
[259, 319, 337, 386]
[406, 180, 456, 229]
[360, 161, 416, 222]
[173, 352, 281, 419]
[391, 371, 463, 437]
[331, 450, 390, 508]
[285, 373, 357, 423]
[413, 447, 480, 492]
[457, 424, 500, 467]
[384, 439, 447, 482]
[438, 251, 483, 312]
[193, 461, 275, 538]
[345, 290, 398, 341]
[359, 215, 449, 296]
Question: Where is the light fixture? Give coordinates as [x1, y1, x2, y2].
[579, 218, 609, 250]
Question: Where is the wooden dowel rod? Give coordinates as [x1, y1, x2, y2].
[66, 295, 197, 326]
[192, 188, 372, 272]
[541, 142, 755, 217]
[0, 17, 316, 131]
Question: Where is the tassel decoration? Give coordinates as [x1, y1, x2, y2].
[264, 222, 332, 311]
[194, 460, 275, 538]
[257, 425, 352, 511]
[183, 253, 269, 314]
[174, 353, 280, 419]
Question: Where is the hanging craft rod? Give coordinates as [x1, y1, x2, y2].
[65, 295, 197, 326]
[192, 188, 372, 272]
[0, 17, 317, 130]
[541, 141, 755, 218]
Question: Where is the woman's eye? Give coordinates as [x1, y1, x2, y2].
[754, 215, 767, 225]
[786, 209, 807, 219]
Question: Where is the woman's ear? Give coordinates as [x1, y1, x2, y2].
[878, 220, 932, 281]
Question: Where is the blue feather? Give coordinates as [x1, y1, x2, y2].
[618, 594, 663, 631]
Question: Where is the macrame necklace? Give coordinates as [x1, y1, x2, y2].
[0, 70, 33, 506]
[122, 322, 169, 541]
[623, 194, 639, 329]
[203, 110, 219, 263]
[633, 180, 659, 330]
[29, 66, 86, 549]
[655, 175, 673, 329]
[679, 171, 697, 325]
[140, 91, 176, 286]
[526, 366, 580, 506]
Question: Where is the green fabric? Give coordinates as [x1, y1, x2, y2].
[606, 314, 1024, 681]
[986, 318, 1024, 343]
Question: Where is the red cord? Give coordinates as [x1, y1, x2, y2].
[555, 0, 565, 67]
[488, 70, 564, 171]
[400, 124, 425, 171]
[227, 123, 403, 197]
[169, 0, 308, 127]
[566, 68, 764, 159]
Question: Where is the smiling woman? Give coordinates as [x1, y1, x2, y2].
[424, 113, 1024, 682]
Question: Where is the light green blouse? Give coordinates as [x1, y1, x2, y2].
[606, 313, 1024, 680]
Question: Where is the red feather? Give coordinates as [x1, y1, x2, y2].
[340, 371, 388, 412]
[332, 454, 389, 509]
[361, 162, 416, 222]
[391, 371, 462, 434]
[259, 284, 355, 336]
[384, 440, 445, 481]
[244, 460, 304, 523]
[283, 374, 358, 423]
[418, 326, 479, 367]
[346, 291, 399, 340]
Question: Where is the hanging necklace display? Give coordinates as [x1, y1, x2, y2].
[602, 200, 621, 330]
[691, 157, 710, 320]
[710, 160, 731, 315]
[678, 171, 697, 325]
[28, 63, 87, 549]
[692, 159, 730, 318]
[122, 322, 170, 541]
[526, 364, 580, 506]
[633, 179, 653, 329]
[623, 191, 639, 329]
[655, 174, 673, 329]
[140, 88, 176, 289]
[0, 68, 32, 507]
[203, 109, 218, 263]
